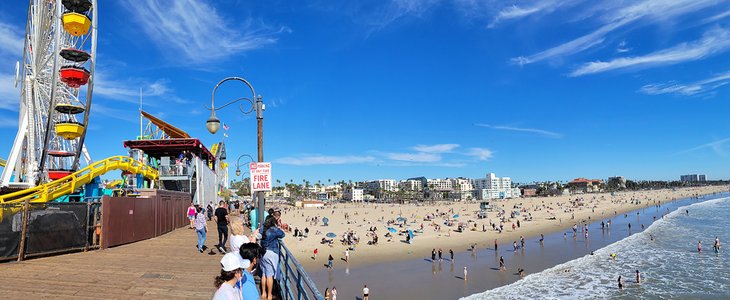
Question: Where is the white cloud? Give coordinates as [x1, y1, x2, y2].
[0, 114, 17, 127]
[94, 73, 189, 105]
[465, 148, 493, 160]
[0, 73, 19, 111]
[385, 152, 441, 163]
[91, 103, 138, 123]
[275, 155, 376, 166]
[639, 71, 730, 96]
[412, 143, 459, 153]
[616, 41, 631, 53]
[122, 0, 287, 63]
[475, 123, 563, 138]
[513, 0, 722, 65]
[365, 0, 440, 34]
[489, 0, 576, 28]
[571, 27, 730, 76]
[0, 22, 23, 56]
[677, 137, 730, 155]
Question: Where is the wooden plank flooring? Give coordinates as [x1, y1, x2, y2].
[0, 221, 224, 299]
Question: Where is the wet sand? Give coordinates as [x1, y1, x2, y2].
[307, 191, 729, 299]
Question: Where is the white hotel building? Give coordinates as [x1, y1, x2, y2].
[471, 173, 519, 200]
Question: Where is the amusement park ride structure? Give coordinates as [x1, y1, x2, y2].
[2, 0, 98, 189]
[0, 0, 160, 206]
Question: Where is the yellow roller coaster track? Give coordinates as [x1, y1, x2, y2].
[0, 156, 158, 204]
[0, 158, 6, 167]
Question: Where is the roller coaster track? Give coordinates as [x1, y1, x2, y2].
[0, 156, 157, 204]
[0, 158, 6, 167]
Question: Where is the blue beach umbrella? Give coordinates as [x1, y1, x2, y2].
[453, 214, 459, 219]
[396, 217, 406, 222]
[326, 232, 337, 238]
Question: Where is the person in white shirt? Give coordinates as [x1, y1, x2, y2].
[363, 285, 369, 300]
[229, 218, 258, 254]
[212, 253, 250, 300]
[331, 286, 337, 300]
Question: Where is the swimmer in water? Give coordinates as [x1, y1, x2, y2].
[698, 240, 702, 253]
[610, 253, 617, 261]
[618, 276, 624, 290]
[635, 270, 641, 284]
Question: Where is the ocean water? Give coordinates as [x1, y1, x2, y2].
[463, 196, 730, 300]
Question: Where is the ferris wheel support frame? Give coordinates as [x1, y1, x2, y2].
[72, 0, 97, 170]
[37, 0, 65, 180]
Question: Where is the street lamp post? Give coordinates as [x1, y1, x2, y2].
[206, 77, 266, 233]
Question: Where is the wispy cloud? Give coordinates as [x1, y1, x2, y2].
[366, 0, 440, 34]
[0, 22, 23, 57]
[94, 73, 190, 105]
[0, 73, 19, 111]
[0, 21, 23, 112]
[121, 0, 287, 63]
[571, 27, 730, 76]
[475, 123, 563, 138]
[464, 147, 493, 160]
[0, 114, 17, 128]
[275, 155, 376, 166]
[512, 0, 722, 65]
[91, 103, 138, 123]
[639, 71, 730, 96]
[616, 40, 631, 53]
[412, 143, 459, 153]
[489, 0, 575, 28]
[677, 137, 730, 155]
[384, 152, 442, 163]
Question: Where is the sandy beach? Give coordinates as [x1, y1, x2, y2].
[276, 186, 727, 273]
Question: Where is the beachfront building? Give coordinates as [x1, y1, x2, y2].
[366, 179, 399, 199]
[399, 179, 423, 192]
[449, 178, 473, 201]
[680, 174, 707, 182]
[566, 178, 604, 193]
[607, 176, 627, 190]
[471, 173, 516, 200]
[344, 188, 364, 202]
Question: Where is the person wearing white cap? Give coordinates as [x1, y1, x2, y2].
[213, 253, 250, 300]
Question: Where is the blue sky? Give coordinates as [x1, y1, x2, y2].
[1, 0, 730, 184]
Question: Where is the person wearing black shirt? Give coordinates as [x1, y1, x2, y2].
[214, 201, 229, 254]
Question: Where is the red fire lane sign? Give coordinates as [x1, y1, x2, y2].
[250, 162, 272, 192]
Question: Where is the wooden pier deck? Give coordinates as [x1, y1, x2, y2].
[0, 221, 223, 299]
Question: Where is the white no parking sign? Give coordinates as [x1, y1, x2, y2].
[250, 162, 272, 192]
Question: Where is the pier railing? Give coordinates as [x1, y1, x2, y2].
[277, 241, 324, 300]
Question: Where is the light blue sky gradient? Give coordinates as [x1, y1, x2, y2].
[1, 0, 729, 184]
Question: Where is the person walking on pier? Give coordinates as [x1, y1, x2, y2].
[187, 202, 196, 229]
[194, 206, 207, 253]
[363, 285, 370, 300]
[215, 201, 230, 254]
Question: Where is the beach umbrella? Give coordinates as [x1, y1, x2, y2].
[322, 217, 329, 226]
[396, 217, 406, 222]
[453, 214, 459, 219]
[326, 232, 337, 238]
[387, 227, 397, 233]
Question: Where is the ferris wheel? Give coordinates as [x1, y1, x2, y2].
[1, 0, 98, 187]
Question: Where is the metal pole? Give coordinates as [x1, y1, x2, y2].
[17, 197, 32, 261]
[256, 95, 265, 237]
